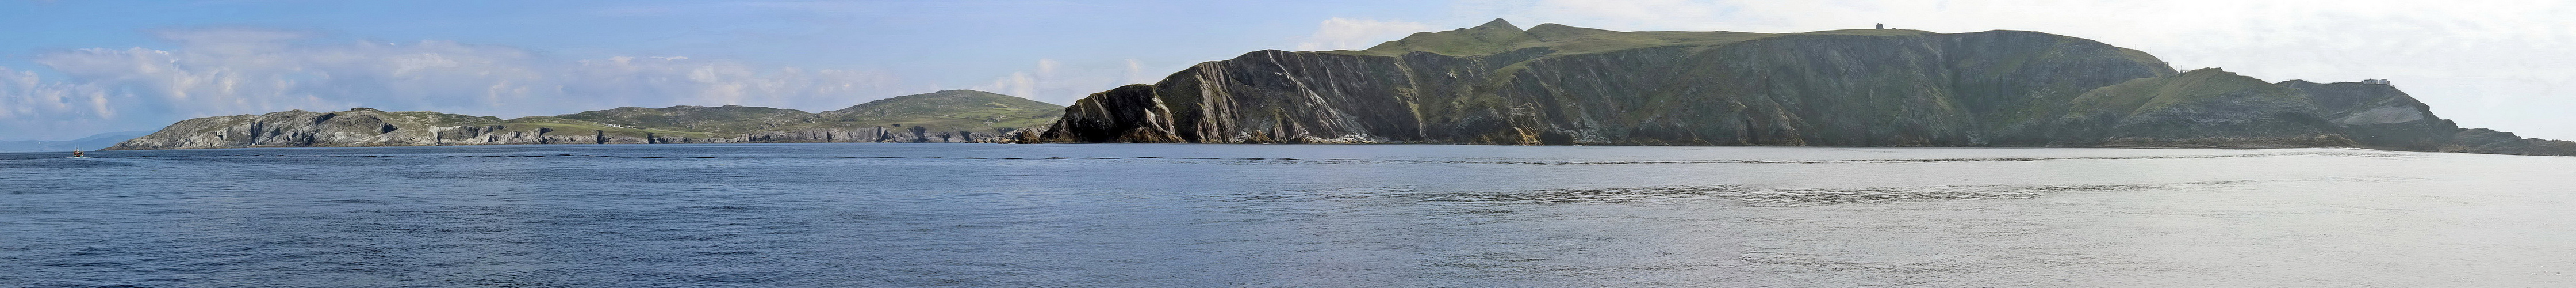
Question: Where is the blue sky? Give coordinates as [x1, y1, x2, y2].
[1, 0, 1448, 93]
[5, 0, 2572, 141]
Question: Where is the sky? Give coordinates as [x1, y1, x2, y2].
[2, 0, 2571, 141]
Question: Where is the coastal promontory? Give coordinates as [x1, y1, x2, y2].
[1015, 20, 2576, 156]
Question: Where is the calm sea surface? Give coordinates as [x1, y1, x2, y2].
[5, 143, 2575, 287]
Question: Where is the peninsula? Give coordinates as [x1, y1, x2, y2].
[1016, 20, 2576, 156]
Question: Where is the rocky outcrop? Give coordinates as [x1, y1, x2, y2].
[1020, 20, 2576, 156]
[106, 90, 1061, 150]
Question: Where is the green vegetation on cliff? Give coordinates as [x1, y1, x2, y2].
[1347, 20, 1892, 57]
[2068, 68, 2303, 116]
[811, 89, 1066, 131]
[556, 105, 811, 134]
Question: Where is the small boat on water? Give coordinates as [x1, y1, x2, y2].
[68, 150, 87, 158]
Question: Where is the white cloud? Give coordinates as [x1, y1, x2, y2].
[1451, 0, 2576, 139]
[0, 67, 118, 139]
[1035, 58, 1061, 77]
[1295, 17, 1438, 51]
[1122, 58, 1160, 84]
[976, 71, 1039, 103]
[148, 28, 309, 55]
[563, 55, 899, 109]
[0, 28, 909, 140]
[974, 58, 1178, 105]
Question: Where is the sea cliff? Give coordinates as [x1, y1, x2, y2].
[1018, 20, 2576, 156]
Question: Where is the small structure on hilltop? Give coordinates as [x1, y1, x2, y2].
[1875, 24, 1885, 29]
[2362, 79, 2391, 85]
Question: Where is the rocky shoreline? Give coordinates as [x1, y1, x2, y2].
[107, 90, 1059, 150]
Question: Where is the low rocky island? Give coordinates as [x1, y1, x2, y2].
[105, 90, 1061, 150]
[1016, 20, 2576, 156]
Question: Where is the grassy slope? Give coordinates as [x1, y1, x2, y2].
[1316, 21, 1982, 126]
[806, 90, 1067, 132]
[529, 90, 1064, 138]
[2065, 68, 2302, 118]
[512, 90, 1066, 137]
[553, 105, 814, 134]
[1314, 20, 1821, 132]
[1336, 20, 1819, 57]
[496, 116, 727, 138]
[1317, 21, 2152, 85]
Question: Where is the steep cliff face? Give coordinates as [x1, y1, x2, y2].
[107, 90, 1063, 150]
[1023, 20, 2574, 156]
[1027, 20, 2178, 146]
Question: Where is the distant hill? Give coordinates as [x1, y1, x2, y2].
[1019, 19, 2576, 156]
[0, 131, 154, 152]
[104, 90, 1063, 150]
[816, 90, 1065, 130]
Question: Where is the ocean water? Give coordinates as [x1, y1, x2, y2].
[4, 143, 2575, 287]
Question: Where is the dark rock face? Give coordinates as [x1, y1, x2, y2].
[1022, 20, 2575, 156]
[107, 90, 1061, 150]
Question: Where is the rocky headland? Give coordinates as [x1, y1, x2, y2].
[1016, 20, 2576, 156]
[105, 90, 1061, 150]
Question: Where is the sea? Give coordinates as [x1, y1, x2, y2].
[4, 143, 2574, 287]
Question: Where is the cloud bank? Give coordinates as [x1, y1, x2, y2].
[1295, 17, 1437, 51]
[973, 58, 1172, 105]
[0, 28, 906, 140]
[972, 17, 1437, 106]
